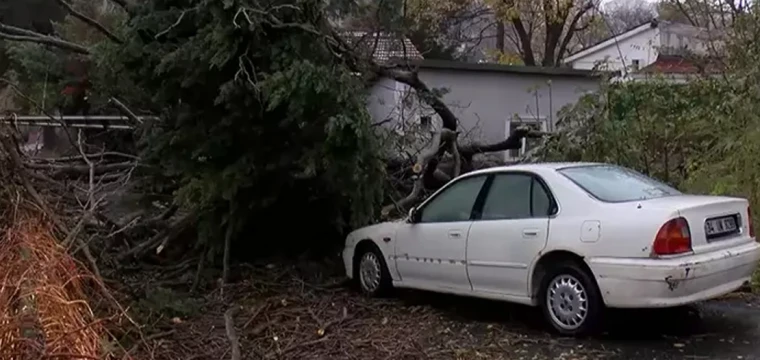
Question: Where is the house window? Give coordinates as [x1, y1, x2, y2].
[506, 117, 546, 160]
[631, 59, 640, 71]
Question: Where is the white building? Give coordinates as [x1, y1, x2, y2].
[562, 19, 723, 80]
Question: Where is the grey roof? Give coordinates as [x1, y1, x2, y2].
[341, 31, 424, 63]
[389, 59, 605, 78]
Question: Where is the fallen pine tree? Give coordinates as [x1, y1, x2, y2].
[0, 0, 549, 286]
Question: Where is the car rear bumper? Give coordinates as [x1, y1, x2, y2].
[587, 241, 760, 308]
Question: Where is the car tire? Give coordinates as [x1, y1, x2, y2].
[539, 260, 603, 337]
[354, 245, 393, 297]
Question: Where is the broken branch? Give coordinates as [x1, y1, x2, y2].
[459, 127, 546, 156]
[381, 128, 456, 217]
[0, 134, 70, 237]
[380, 67, 459, 131]
[25, 162, 139, 178]
[56, 0, 124, 44]
[224, 306, 242, 360]
[108, 98, 144, 124]
[0, 23, 90, 54]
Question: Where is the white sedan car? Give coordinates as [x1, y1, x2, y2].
[342, 162, 760, 335]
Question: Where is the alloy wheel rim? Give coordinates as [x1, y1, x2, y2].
[359, 252, 381, 293]
[546, 274, 588, 330]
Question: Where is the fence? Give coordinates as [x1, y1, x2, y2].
[2, 115, 157, 156]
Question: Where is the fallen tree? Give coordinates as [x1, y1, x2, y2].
[0, 0, 546, 271]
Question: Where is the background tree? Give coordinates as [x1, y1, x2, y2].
[604, 0, 656, 34]
[570, 0, 655, 50]
[487, 0, 599, 66]
[657, 0, 748, 27]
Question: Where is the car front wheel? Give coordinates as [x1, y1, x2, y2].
[355, 246, 392, 297]
[540, 261, 603, 336]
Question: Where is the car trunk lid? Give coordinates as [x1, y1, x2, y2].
[640, 195, 753, 254]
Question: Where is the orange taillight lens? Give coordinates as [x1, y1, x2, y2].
[652, 217, 692, 256]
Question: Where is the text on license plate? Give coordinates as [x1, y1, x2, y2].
[704, 216, 738, 237]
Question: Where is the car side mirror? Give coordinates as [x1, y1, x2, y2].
[408, 207, 420, 223]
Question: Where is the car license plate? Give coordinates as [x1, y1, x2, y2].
[704, 216, 738, 238]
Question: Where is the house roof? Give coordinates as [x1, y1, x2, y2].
[563, 19, 658, 63]
[563, 18, 721, 64]
[391, 59, 605, 78]
[342, 31, 424, 63]
[637, 54, 722, 74]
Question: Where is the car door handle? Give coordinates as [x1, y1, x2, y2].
[448, 230, 463, 239]
[522, 229, 539, 237]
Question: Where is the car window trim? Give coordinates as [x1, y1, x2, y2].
[533, 175, 559, 217]
[472, 171, 559, 221]
[416, 173, 490, 224]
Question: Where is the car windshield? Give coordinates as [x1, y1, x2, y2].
[558, 165, 682, 203]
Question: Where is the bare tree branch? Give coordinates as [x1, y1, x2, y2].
[108, 98, 144, 124]
[0, 23, 90, 54]
[381, 129, 456, 216]
[56, 0, 124, 44]
[379, 67, 459, 131]
[460, 127, 545, 156]
[556, 2, 595, 65]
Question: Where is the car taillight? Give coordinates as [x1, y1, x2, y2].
[652, 217, 692, 256]
[749, 207, 755, 239]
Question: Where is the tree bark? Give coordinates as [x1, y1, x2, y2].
[496, 21, 505, 54]
[510, 19, 536, 66]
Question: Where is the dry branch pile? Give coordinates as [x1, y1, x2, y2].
[0, 123, 150, 359]
[0, 210, 106, 359]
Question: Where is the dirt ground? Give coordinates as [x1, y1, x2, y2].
[128, 262, 760, 360]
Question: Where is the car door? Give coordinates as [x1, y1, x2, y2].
[466, 172, 556, 297]
[394, 174, 489, 292]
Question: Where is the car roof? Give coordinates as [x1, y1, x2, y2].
[465, 162, 607, 176]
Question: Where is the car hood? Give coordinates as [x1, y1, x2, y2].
[348, 220, 404, 242]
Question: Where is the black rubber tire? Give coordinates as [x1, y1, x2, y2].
[353, 245, 393, 297]
[539, 260, 604, 337]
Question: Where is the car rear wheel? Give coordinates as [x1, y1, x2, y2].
[540, 261, 603, 336]
[355, 246, 392, 297]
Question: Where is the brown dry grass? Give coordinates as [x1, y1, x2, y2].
[0, 209, 106, 359]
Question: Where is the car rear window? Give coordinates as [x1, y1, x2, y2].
[558, 165, 682, 203]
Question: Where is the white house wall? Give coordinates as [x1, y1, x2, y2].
[366, 68, 601, 159]
[366, 77, 400, 125]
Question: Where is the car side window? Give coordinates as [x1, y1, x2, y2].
[481, 173, 532, 220]
[419, 175, 487, 223]
[480, 173, 554, 220]
[531, 178, 553, 216]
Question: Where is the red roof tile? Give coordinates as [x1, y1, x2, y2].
[638, 54, 722, 74]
